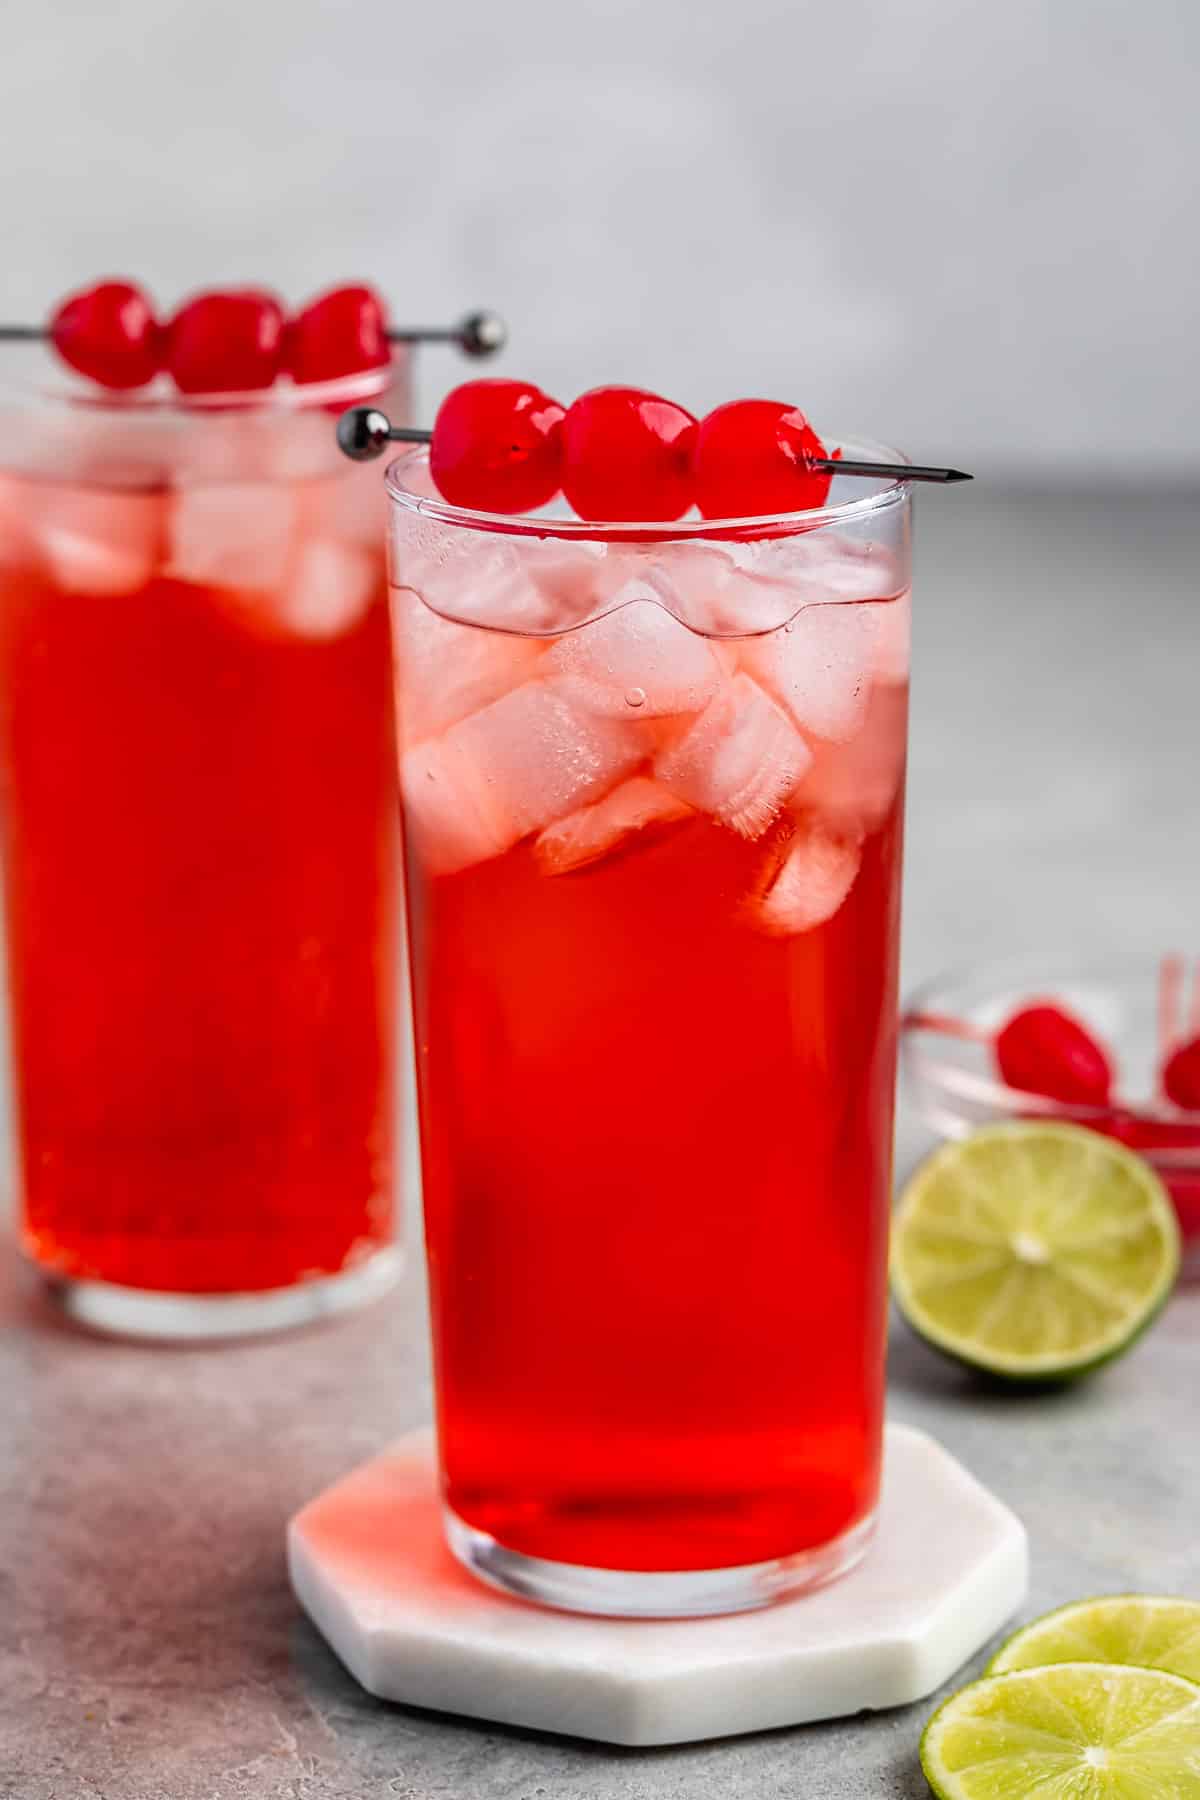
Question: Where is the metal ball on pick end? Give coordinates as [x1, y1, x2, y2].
[385, 310, 508, 357]
[336, 409, 432, 462]
[335, 408, 397, 462]
[457, 310, 508, 357]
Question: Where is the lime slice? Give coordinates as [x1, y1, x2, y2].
[989, 1595, 1200, 1684]
[921, 1663, 1200, 1798]
[892, 1122, 1180, 1380]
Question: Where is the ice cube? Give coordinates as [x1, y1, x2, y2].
[401, 678, 647, 875]
[649, 534, 901, 637]
[394, 512, 647, 636]
[650, 541, 797, 636]
[270, 539, 380, 639]
[305, 465, 387, 550]
[863, 588, 911, 685]
[654, 671, 811, 838]
[748, 818, 863, 936]
[534, 776, 693, 875]
[526, 540, 639, 631]
[30, 484, 164, 597]
[792, 685, 908, 833]
[748, 531, 898, 606]
[546, 595, 722, 719]
[391, 585, 545, 746]
[406, 536, 557, 634]
[254, 406, 341, 482]
[740, 602, 875, 743]
[165, 482, 298, 593]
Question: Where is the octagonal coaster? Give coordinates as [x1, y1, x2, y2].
[288, 1424, 1027, 1746]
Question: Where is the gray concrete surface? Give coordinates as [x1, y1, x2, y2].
[2, 485, 1199, 1798]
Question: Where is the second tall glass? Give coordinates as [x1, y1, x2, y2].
[0, 356, 407, 1337]
[387, 449, 912, 1616]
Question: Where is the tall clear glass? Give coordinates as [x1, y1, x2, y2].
[0, 353, 408, 1338]
[387, 448, 912, 1617]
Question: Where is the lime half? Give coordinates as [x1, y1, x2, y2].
[990, 1595, 1200, 1685]
[921, 1663, 1200, 1799]
[892, 1122, 1180, 1380]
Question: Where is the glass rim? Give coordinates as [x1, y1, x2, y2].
[384, 436, 912, 543]
[0, 339, 394, 418]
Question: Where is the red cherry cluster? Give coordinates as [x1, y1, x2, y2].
[49, 279, 391, 394]
[918, 986, 1200, 1117]
[428, 379, 835, 522]
[991, 999, 1200, 1183]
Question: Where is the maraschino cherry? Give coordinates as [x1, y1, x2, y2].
[165, 288, 287, 394]
[560, 387, 696, 522]
[430, 379, 566, 513]
[693, 399, 834, 519]
[286, 284, 390, 385]
[1163, 1037, 1200, 1111]
[49, 280, 161, 390]
[993, 1004, 1114, 1108]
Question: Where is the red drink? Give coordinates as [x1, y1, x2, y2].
[388, 452, 912, 1615]
[0, 383, 402, 1336]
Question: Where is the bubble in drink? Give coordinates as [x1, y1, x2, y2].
[654, 671, 811, 839]
[390, 586, 545, 746]
[740, 602, 875, 743]
[535, 776, 693, 875]
[547, 595, 723, 719]
[31, 484, 163, 597]
[166, 481, 298, 594]
[401, 677, 646, 875]
[748, 817, 863, 936]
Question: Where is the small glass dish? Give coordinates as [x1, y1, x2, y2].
[902, 950, 1200, 1279]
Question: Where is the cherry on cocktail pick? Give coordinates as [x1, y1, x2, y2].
[0, 281, 507, 394]
[336, 388, 972, 520]
[338, 403, 970, 485]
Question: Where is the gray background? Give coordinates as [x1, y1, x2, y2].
[5, 0, 1199, 475]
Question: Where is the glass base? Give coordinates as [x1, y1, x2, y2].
[443, 1502, 877, 1619]
[42, 1245, 403, 1342]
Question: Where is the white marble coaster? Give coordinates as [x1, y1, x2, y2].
[288, 1424, 1027, 1747]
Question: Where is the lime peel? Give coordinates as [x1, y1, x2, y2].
[989, 1593, 1200, 1685]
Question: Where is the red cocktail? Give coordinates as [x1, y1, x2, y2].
[0, 362, 404, 1336]
[387, 444, 911, 1614]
